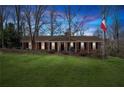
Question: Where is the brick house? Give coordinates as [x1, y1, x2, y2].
[21, 36, 103, 54]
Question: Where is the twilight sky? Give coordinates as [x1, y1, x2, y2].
[45, 5, 124, 35]
[6, 5, 124, 36]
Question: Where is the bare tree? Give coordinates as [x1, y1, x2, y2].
[34, 6, 47, 36]
[112, 6, 120, 53]
[64, 6, 71, 35]
[20, 15, 26, 36]
[64, 6, 82, 36]
[93, 27, 102, 38]
[45, 6, 62, 36]
[72, 15, 90, 36]
[50, 6, 55, 36]
[24, 5, 47, 50]
[15, 5, 22, 32]
[0, 6, 8, 48]
[49, 6, 57, 36]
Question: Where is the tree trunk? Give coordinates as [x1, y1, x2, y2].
[31, 38, 36, 50]
[15, 5, 21, 33]
[0, 16, 4, 48]
[50, 11, 54, 36]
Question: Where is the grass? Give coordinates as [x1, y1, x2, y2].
[0, 52, 124, 87]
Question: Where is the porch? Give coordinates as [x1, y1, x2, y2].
[22, 41, 102, 54]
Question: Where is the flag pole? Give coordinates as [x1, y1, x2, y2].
[101, 15, 107, 59]
[103, 31, 106, 59]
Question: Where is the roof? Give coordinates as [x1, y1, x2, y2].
[21, 36, 103, 42]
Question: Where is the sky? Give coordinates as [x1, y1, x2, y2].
[6, 5, 124, 36]
[45, 5, 124, 36]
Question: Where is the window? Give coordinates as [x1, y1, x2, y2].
[96, 42, 98, 49]
[89, 42, 93, 50]
[24, 42, 29, 49]
[37, 42, 41, 49]
[84, 42, 87, 50]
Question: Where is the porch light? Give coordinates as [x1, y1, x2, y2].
[70, 42, 73, 47]
[52, 42, 55, 49]
[93, 42, 96, 50]
[41, 42, 45, 50]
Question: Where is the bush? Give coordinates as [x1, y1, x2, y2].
[48, 49, 56, 54]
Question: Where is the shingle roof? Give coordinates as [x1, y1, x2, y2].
[22, 36, 103, 42]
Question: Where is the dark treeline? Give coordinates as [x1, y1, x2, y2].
[0, 5, 124, 57]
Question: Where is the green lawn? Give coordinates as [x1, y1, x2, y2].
[0, 52, 124, 87]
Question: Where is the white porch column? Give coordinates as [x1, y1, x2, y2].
[52, 42, 55, 50]
[21, 42, 24, 49]
[41, 42, 45, 50]
[75, 42, 77, 53]
[93, 42, 96, 50]
[64, 42, 67, 51]
[81, 42, 84, 50]
[28, 42, 32, 50]
[57, 42, 60, 52]
[48, 42, 50, 51]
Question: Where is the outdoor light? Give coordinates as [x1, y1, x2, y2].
[93, 42, 96, 50]
[41, 42, 45, 50]
[81, 42, 84, 49]
[70, 42, 73, 47]
[29, 42, 32, 49]
[52, 42, 55, 49]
